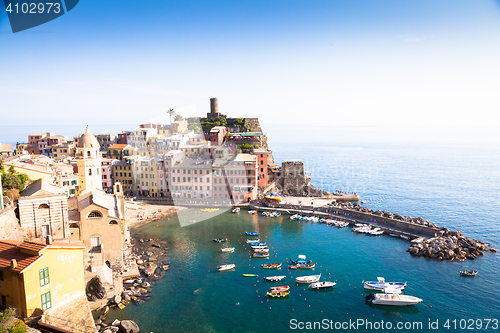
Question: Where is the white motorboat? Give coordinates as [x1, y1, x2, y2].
[246, 239, 260, 243]
[247, 210, 257, 214]
[220, 247, 235, 252]
[232, 207, 240, 213]
[366, 288, 422, 306]
[218, 264, 235, 271]
[264, 275, 286, 281]
[251, 245, 268, 249]
[364, 277, 406, 291]
[253, 248, 270, 253]
[295, 274, 321, 284]
[309, 281, 336, 289]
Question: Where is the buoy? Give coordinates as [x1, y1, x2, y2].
[269, 307, 271, 309]
[261, 301, 263, 303]
[292, 309, 294, 311]
[430, 305, 432, 308]
[309, 305, 311, 307]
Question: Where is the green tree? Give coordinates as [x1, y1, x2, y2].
[186, 117, 202, 133]
[166, 108, 176, 124]
[174, 114, 184, 121]
[8, 166, 15, 174]
[0, 308, 28, 333]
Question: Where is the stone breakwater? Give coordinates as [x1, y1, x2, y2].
[93, 237, 170, 332]
[331, 202, 438, 228]
[407, 230, 492, 261]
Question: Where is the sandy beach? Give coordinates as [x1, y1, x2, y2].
[125, 201, 187, 229]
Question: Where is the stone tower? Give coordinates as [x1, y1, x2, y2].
[207, 97, 223, 118]
[282, 160, 307, 196]
[76, 127, 103, 194]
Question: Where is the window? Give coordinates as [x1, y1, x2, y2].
[109, 220, 118, 225]
[248, 178, 251, 184]
[207, 178, 210, 182]
[89, 168, 92, 176]
[39, 267, 49, 287]
[0, 270, 3, 281]
[247, 170, 251, 175]
[183, 177, 186, 182]
[38, 204, 49, 209]
[87, 211, 102, 218]
[260, 160, 263, 165]
[41, 291, 51, 310]
[87, 151, 91, 157]
[183, 170, 186, 174]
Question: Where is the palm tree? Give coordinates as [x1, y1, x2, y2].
[167, 108, 176, 124]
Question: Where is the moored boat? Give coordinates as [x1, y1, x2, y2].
[460, 269, 478, 277]
[250, 242, 266, 246]
[290, 259, 312, 264]
[213, 238, 227, 242]
[364, 277, 406, 291]
[247, 210, 257, 214]
[253, 248, 269, 253]
[264, 275, 286, 282]
[245, 231, 259, 236]
[251, 245, 268, 249]
[253, 253, 269, 258]
[218, 264, 235, 271]
[246, 239, 260, 243]
[261, 263, 281, 269]
[288, 265, 298, 270]
[269, 285, 290, 292]
[266, 290, 290, 298]
[232, 207, 240, 213]
[243, 273, 258, 277]
[365, 288, 422, 306]
[309, 281, 336, 289]
[221, 247, 235, 252]
[295, 274, 321, 283]
[296, 263, 315, 269]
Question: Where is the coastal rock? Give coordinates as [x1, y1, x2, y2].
[112, 319, 121, 326]
[119, 320, 140, 333]
[108, 326, 119, 333]
[113, 294, 122, 305]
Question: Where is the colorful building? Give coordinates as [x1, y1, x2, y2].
[0, 240, 95, 333]
[253, 148, 268, 189]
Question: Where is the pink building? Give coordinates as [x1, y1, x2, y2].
[101, 159, 119, 193]
[169, 157, 213, 199]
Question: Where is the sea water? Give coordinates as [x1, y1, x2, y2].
[112, 126, 500, 332]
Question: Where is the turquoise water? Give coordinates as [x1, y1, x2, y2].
[113, 126, 500, 332]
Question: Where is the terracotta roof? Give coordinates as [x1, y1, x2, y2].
[108, 144, 128, 150]
[0, 240, 84, 274]
[17, 241, 47, 253]
[0, 240, 43, 273]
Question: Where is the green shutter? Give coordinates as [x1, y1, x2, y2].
[41, 291, 52, 310]
[39, 267, 49, 287]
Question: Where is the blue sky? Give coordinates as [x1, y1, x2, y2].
[1, 0, 500, 126]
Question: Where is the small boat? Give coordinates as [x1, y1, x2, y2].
[250, 242, 266, 246]
[218, 264, 235, 271]
[400, 235, 410, 240]
[288, 265, 298, 270]
[261, 263, 281, 269]
[162, 265, 169, 271]
[247, 210, 257, 214]
[364, 277, 406, 291]
[251, 245, 268, 249]
[253, 248, 269, 253]
[221, 247, 235, 252]
[269, 285, 290, 292]
[290, 259, 312, 264]
[243, 273, 258, 277]
[213, 238, 227, 242]
[232, 207, 240, 213]
[264, 275, 286, 282]
[266, 291, 290, 298]
[296, 263, 315, 269]
[246, 239, 260, 243]
[460, 270, 478, 277]
[365, 288, 422, 306]
[295, 274, 321, 284]
[253, 253, 269, 258]
[361, 200, 366, 204]
[309, 281, 336, 289]
[245, 231, 259, 236]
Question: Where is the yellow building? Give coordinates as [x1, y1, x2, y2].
[0, 240, 95, 332]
